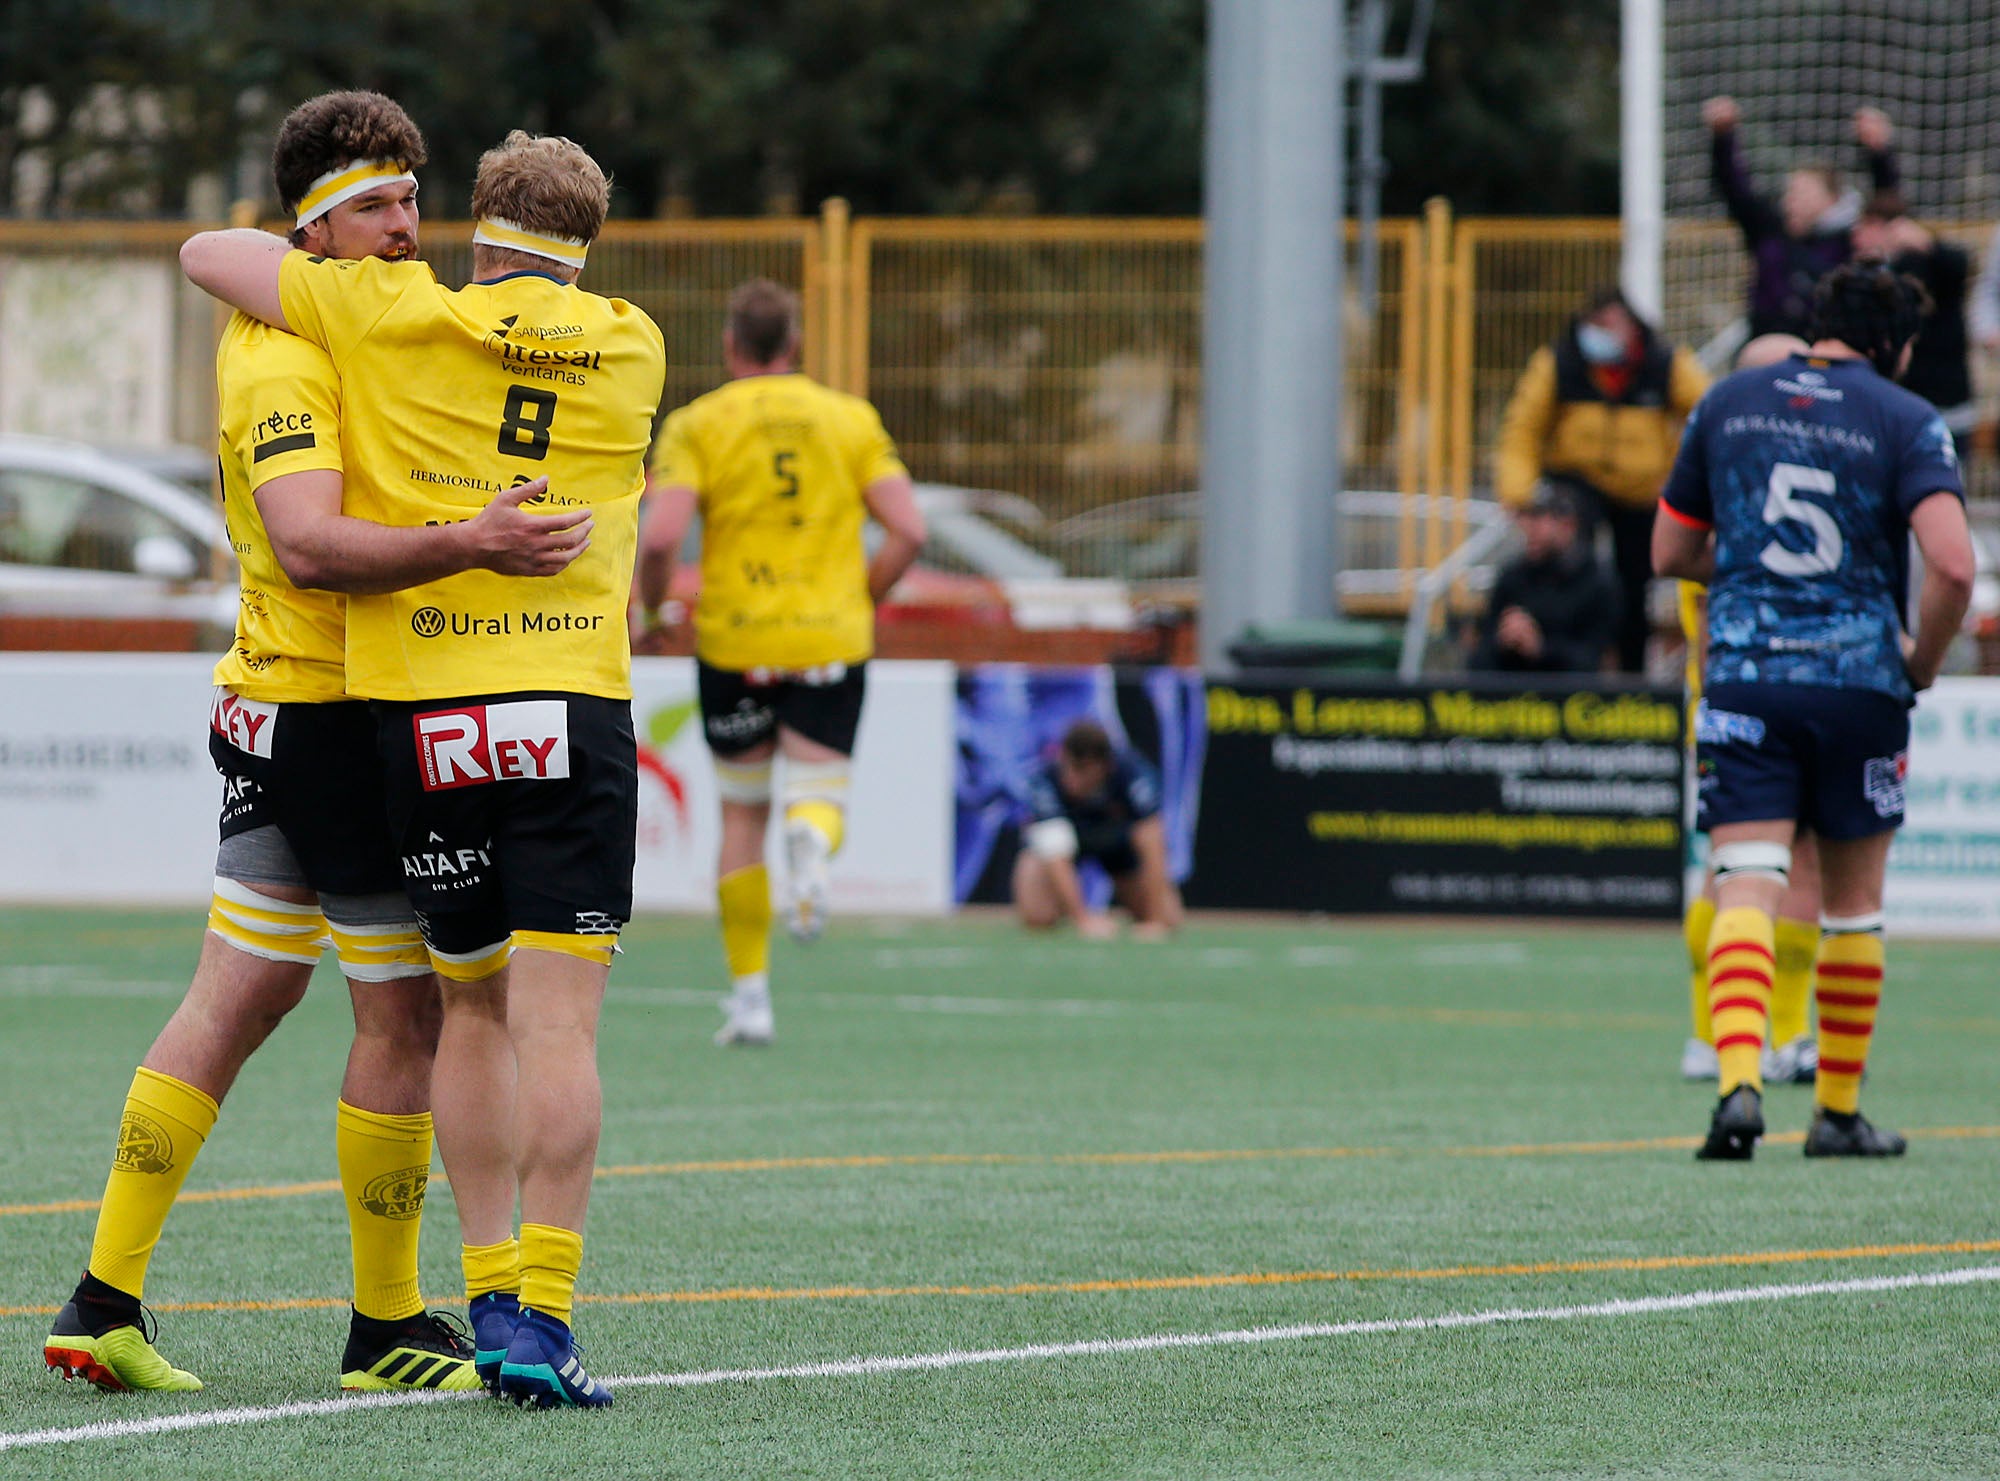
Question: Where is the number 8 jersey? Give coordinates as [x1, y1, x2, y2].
[277, 253, 666, 701]
[1660, 353, 1963, 704]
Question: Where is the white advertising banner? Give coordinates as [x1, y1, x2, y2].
[0, 654, 956, 915]
[1886, 677, 2000, 938]
[0, 653, 216, 903]
[627, 657, 955, 913]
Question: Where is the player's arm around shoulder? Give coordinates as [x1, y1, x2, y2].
[181, 228, 292, 330]
[261, 472, 591, 595]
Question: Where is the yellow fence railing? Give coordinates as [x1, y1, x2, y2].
[4, 202, 1993, 636]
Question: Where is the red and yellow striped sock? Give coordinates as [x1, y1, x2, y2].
[1813, 924, 1885, 1115]
[1707, 906, 1774, 1094]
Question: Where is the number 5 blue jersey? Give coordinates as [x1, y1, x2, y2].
[1660, 353, 1963, 704]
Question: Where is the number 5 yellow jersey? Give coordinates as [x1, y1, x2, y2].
[278, 253, 666, 701]
[649, 372, 907, 671]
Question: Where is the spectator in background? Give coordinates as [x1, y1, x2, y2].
[1494, 286, 1706, 672]
[1469, 480, 1621, 675]
[1852, 190, 1975, 453]
[1012, 720, 1181, 941]
[1970, 223, 2000, 357]
[1704, 98, 1899, 341]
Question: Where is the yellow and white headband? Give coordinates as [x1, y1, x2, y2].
[473, 216, 589, 269]
[294, 159, 417, 228]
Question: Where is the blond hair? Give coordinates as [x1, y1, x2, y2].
[470, 131, 610, 271]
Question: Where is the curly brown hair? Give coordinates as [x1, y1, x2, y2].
[470, 131, 610, 255]
[272, 91, 427, 215]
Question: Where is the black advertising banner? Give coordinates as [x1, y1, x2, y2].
[1189, 679, 1684, 918]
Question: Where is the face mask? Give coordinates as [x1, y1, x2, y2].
[1576, 323, 1627, 365]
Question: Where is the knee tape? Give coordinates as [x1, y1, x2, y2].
[1820, 911, 1885, 935]
[207, 877, 330, 966]
[713, 757, 774, 805]
[512, 929, 618, 967]
[426, 938, 512, 983]
[1024, 817, 1080, 861]
[320, 891, 431, 983]
[1711, 840, 1791, 888]
[781, 758, 851, 808]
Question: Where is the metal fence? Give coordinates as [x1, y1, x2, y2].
[3, 203, 1996, 650]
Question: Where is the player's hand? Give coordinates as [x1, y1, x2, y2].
[1702, 96, 1739, 133]
[1854, 106, 1893, 152]
[468, 477, 593, 576]
[1076, 912, 1118, 942]
[630, 599, 688, 654]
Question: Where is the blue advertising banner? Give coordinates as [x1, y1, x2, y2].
[955, 666, 1206, 906]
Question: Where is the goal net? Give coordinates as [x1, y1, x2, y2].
[1658, 0, 2000, 484]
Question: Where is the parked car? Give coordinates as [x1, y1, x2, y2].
[0, 436, 234, 650]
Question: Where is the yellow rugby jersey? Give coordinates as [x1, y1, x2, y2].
[278, 254, 666, 701]
[649, 372, 907, 670]
[209, 311, 349, 702]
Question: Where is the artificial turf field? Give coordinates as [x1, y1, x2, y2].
[0, 908, 1995, 1479]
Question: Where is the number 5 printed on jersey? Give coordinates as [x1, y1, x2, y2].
[1759, 462, 1843, 577]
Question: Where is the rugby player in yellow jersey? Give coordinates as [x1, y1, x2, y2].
[182, 129, 666, 1409]
[634, 279, 926, 1046]
[1675, 333, 1824, 1086]
[47, 92, 583, 1399]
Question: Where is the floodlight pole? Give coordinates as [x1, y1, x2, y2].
[1620, 0, 1665, 321]
[1200, 0, 1345, 670]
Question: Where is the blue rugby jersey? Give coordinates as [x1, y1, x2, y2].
[1025, 750, 1162, 858]
[1661, 353, 1962, 703]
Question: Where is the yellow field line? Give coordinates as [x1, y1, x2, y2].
[8, 1128, 1998, 1221]
[5, 1239, 1996, 1321]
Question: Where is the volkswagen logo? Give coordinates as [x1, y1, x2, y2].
[411, 606, 447, 638]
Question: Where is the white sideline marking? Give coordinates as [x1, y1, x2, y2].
[6, 1266, 1995, 1452]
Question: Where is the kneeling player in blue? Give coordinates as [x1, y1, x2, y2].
[1653, 261, 1974, 1160]
[1012, 720, 1183, 940]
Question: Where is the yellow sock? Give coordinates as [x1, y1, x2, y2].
[1684, 895, 1716, 1042]
[87, 1068, 219, 1298]
[717, 863, 772, 981]
[1770, 916, 1819, 1048]
[463, 1236, 522, 1301]
[1814, 928, 1885, 1115]
[336, 1100, 432, 1322]
[1707, 906, 1774, 1095]
[519, 1222, 584, 1326]
[785, 797, 846, 856]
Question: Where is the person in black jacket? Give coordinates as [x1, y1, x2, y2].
[1703, 97, 1899, 341]
[1851, 189, 1975, 453]
[1470, 480, 1621, 674]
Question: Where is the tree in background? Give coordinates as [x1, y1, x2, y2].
[1, 0, 1615, 220]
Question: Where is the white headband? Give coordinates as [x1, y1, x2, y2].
[294, 159, 417, 227]
[473, 216, 589, 269]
